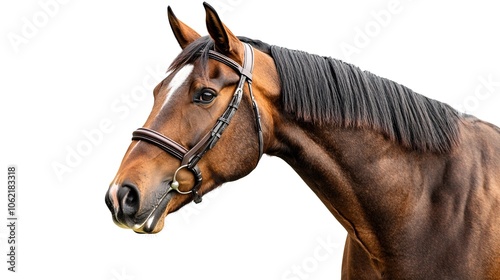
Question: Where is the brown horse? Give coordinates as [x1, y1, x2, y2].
[105, 3, 500, 279]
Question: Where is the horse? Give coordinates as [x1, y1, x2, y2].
[105, 3, 500, 279]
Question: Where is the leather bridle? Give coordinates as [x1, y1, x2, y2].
[131, 43, 263, 204]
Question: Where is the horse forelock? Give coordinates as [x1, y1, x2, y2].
[168, 36, 272, 76]
[168, 36, 214, 76]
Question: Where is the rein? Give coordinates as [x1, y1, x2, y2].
[131, 43, 263, 204]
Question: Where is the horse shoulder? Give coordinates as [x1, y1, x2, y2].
[446, 117, 500, 277]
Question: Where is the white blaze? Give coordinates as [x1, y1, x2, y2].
[108, 182, 120, 210]
[161, 64, 194, 110]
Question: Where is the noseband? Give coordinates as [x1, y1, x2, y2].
[131, 43, 263, 204]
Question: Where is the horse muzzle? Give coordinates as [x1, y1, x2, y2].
[105, 182, 174, 233]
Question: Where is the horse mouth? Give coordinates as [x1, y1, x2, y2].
[131, 187, 174, 233]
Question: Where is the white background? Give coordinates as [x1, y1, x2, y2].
[1, 0, 499, 279]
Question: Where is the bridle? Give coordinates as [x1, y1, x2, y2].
[131, 43, 263, 205]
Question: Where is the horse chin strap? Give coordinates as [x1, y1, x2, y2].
[131, 43, 263, 204]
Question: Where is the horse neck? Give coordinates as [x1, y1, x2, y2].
[267, 118, 442, 257]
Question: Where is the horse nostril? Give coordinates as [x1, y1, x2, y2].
[117, 184, 140, 217]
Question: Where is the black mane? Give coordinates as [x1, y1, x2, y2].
[169, 36, 461, 153]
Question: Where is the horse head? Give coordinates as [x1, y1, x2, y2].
[105, 3, 279, 233]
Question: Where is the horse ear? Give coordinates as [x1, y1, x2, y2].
[168, 6, 201, 49]
[203, 2, 242, 55]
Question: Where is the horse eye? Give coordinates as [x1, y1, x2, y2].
[195, 89, 217, 104]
